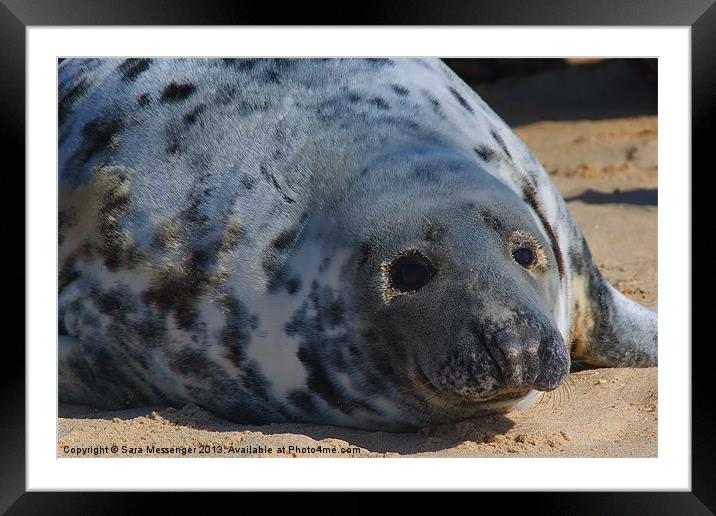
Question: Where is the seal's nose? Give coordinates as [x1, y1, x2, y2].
[532, 331, 571, 391]
[490, 324, 569, 392]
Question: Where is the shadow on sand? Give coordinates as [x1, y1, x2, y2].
[565, 188, 657, 207]
[59, 403, 516, 455]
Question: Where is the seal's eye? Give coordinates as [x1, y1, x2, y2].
[508, 230, 547, 271]
[512, 246, 537, 268]
[389, 251, 436, 292]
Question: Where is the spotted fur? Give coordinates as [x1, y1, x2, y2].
[58, 58, 657, 431]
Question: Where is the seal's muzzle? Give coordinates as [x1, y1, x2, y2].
[435, 317, 570, 402]
[487, 324, 570, 392]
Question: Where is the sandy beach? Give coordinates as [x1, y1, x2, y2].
[58, 60, 658, 458]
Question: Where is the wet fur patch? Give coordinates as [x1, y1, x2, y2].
[60, 165, 141, 272]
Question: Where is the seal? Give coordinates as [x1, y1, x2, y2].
[58, 58, 657, 431]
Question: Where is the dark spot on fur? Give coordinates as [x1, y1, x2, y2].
[522, 184, 565, 278]
[67, 116, 124, 170]
[118, 58, 152, 82]
[222, 58, 259, 71]
[241, 174, 256, 190]
[137, 93, 151, 107]
[391, 84, 409, 96]
[421, 90, 444, 118]
[59, 78, 89, 125]
[370, 96, 390, 110]
[260, 165, 295, 203]
[264, 265, 288, 293]
[474, 145, 497, 162]
[94, 166, 141, 271]
[144, 175, 231, 320]
[448, 86, 474, 114]
[142, 265, 206, 330]
[272, 227, 299, 251]
[221, 295, 255, 366]
[94, 284, 138, 325]
[160, 81, 196, 103]
[479, 209, 504, 233]
[263, 222, 305, 293]
[133, 310, 166, 344]
[490, 129, 513, 160]
[425, 223, 445, 242]
[286, 277, 302, 295]
[283, 282, 364, 412]
[183, 103, 206, 125]
[366, 58, 395, 67]
[347, 92, 362, 103]
[296, 347, 346, 410]
[263, 68, 281, 84]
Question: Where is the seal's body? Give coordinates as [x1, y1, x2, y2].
[58, 58, 657, 430]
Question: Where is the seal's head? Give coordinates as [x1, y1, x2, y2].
[305, 146, 571, 427]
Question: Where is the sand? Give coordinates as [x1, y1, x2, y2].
[58, 62, 658, 458]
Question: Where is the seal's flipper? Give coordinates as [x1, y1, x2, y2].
[568, 239, 657, 368]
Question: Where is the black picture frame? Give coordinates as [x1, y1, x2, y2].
[4, 0, 709, 512]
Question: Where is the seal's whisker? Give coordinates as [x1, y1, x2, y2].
[421, 389, 448, 405]
[397, 376, 438, 394]
[538, 390, 552, 407]
[566, 377, 575, 401]
[561, 380, 571, 403]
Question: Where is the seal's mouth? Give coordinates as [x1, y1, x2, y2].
[406, 371, 531, 415]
